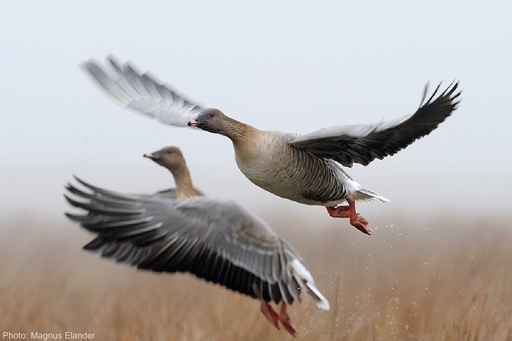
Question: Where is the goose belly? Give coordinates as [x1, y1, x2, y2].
[235, 147, 348, 206]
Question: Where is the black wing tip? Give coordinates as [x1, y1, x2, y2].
[420, 80, 462, 113]
[64, 176, 91, 194]
[69, 175, 112, 195]
[442, 80, 461, 99]
[444, 80, 462, 111]
[64, 211, 76, 219]
[71, 175, 90, 188]
[63, 192, 82, 208]
[83, 237, 106, 251]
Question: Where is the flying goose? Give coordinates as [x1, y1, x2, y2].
[82, 56, 461, 235]
[64, 146, 330, 336]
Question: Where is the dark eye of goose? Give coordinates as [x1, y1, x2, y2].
[209, 112, 215, 118]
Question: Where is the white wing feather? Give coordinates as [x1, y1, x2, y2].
[290, 259, 330, 310]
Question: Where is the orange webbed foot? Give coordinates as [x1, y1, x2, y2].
[326, 194, 371, 235]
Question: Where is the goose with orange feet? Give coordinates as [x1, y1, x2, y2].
[65, 146, 330, 336]
[83, 56, 461, 235]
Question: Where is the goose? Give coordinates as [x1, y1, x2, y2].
[64, 146, 330, 336]
[82, 56, 461, 235]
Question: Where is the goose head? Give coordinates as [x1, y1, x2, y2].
[188, 108, 245, 139]
[143, 146, 186, 172]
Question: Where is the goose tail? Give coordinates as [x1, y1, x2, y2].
[355, 188, 390, 203]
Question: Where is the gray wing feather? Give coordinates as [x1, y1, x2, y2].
[291, 82, 461, 167]
[65, 177, 303, 304]
[82, 55, 204, 127]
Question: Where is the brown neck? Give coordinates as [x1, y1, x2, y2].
[170, 164, 197, 201]
[222, 116, 258, 143]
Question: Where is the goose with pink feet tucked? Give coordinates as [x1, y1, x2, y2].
[65, 146, 330, 336]
[82, 56, 461, 235]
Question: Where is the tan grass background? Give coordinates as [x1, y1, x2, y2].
[1, 213, 511, 341]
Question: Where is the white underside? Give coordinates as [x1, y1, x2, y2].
[330, 160, 390, 204]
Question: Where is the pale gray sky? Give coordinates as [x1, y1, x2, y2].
[1, 1, 510, 225]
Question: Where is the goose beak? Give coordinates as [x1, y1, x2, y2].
[143, 151, 161, 161]
[188, 113, 206, 128]
[187, 119, 199, 127]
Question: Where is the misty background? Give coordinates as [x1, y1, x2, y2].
[1, 1, 510, 230]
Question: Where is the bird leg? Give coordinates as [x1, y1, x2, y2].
[260, 301, 280, 330]
[253, 283, 297, 336]
[259, 302, 297, 336]
[253, 283, 280, 330]
[279, 302, 297, 337]
[326, 195, 371, 235]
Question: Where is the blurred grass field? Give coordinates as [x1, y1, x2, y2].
[1, 212, 511, 341]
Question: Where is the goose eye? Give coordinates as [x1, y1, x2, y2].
[209, 112, 215, 118]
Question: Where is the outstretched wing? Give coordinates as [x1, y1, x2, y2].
[64, 177, 302, 304]
[82, 55, 204, 126]
[291, 82, 461, 167]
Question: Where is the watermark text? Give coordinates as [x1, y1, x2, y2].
[2, 332, 96, 340]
